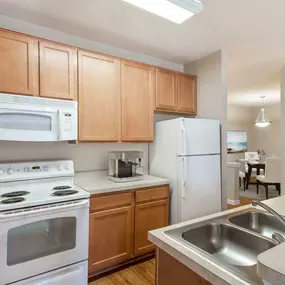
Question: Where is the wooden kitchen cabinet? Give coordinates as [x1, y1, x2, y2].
[0, 30, 39, 96]
[88, 205, 133, 273]
[155, 68, 197, 115]
[39, 41, 77, 100]
[157, 249, 212, 285]
[78, 51, 120, 141]
[134, 199, 169, 255]
[177, 73, 197, 114]
[121, 60, 155, 142]
[88, 186, 169, 276]
[155, 68, 177, 111]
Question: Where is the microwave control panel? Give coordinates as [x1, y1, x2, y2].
[58, 111, 78, 140]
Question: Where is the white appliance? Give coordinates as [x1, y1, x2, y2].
[150, 118, 221, 224]
[0, 160, 90, 285]
[0, 93, 78, 142]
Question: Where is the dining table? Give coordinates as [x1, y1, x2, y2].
[238, 159, 266, 189]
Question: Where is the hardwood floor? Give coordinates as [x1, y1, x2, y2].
[227, 197, 253, 210]
[89, 259, 155, 285]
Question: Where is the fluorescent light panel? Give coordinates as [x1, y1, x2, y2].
[123, 0, 194, 24]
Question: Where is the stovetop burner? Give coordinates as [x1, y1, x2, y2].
[1, 197, 26, 204]
[1, 191, 30, 198]
[52, 190, 79, 196]
[52, 186, 72, 190]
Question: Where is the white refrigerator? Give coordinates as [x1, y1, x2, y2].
[149, 118, 221, 224]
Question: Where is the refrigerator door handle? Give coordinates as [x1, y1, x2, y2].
[181, 119, 187, 155]
[181, 157, 187, 200]
[181, 180, 186, 200]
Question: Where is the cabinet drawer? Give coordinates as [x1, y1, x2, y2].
[90, 192, 133, 212]
[135, 186, 169, 203]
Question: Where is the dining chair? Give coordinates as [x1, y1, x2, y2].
[244, 152, 264, 176]
[245, 152, 259, 161]
[239, 170, 246, 191]
[256, 157, 281, 199]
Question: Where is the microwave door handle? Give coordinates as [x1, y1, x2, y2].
[57, 110, 62, 140]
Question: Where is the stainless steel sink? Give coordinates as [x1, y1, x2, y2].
[229, 210, 285, 239]
[182, 223, 275, 267]
[165, 212, 278, 285]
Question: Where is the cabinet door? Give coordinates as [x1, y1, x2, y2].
[177, 73, 197, 114]
[134, 200, 169, 256]
[155, 68, 177, 111]
[0, 30, 38, 95]
[89, 206, 133, 272]
[39, 41, 77, 100]
[121, 60, 154, 142]
[78, 51, 120, 141]
[157, 249, 212, 285]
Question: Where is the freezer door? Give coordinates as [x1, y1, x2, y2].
[178, 118, 220, 155]
[177, 155, 221, 222]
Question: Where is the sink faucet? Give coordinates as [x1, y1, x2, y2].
[252, 200, 285, 244]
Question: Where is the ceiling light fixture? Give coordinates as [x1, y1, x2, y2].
[255, 96, 271, 128]
[122, 0, 203, 24]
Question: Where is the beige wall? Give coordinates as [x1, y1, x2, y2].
[185, 50, 228, 210]
[227, 105, 255, 161]
[0, 141, 149, 173]
[251, 105, 281, 157]
[227, 104, 281, 161]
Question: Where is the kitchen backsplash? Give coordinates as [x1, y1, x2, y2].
[0, 141, 149, 173]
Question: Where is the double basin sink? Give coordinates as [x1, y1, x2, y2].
[165, 210, 285, 284]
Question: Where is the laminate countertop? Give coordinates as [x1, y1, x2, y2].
[149, 195, 285, 285]
[74, 170, 169, 196]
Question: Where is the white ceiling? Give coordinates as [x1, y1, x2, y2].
[1, 0, 284, 107]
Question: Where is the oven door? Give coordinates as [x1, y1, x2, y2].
[0, 199, 89, 285]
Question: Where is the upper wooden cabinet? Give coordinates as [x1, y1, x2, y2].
[155, 68, 197, 115]
[0, 30, 39, 96]
[0, 29, 198, 142]
[39, 41, 77, 100]
[177, 73, 197, 114]
[155, 68, 177, 111]
[121, 60, 155, 142]
[78, 51, 120, 141]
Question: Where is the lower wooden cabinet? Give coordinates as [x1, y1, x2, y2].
[156, 249, 212, 285]
[134, 200, 169, 255]
[88, 205, 133, 272]
[88, 186, 169, 276]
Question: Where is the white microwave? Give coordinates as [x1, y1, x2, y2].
[0, 93, 78, 142]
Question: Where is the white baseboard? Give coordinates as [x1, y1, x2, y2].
[227, 199, 240, 205]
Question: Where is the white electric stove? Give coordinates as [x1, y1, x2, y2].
[0, 160, 90, 285]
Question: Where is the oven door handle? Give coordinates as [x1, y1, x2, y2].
[0, 199, 89, 220]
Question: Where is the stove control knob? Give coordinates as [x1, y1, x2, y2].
[0, 169, 5, 175]
[57, 164, 63, 171]
[7, 168, 15, 175]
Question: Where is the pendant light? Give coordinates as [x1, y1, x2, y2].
[255, 96, 271, 128]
